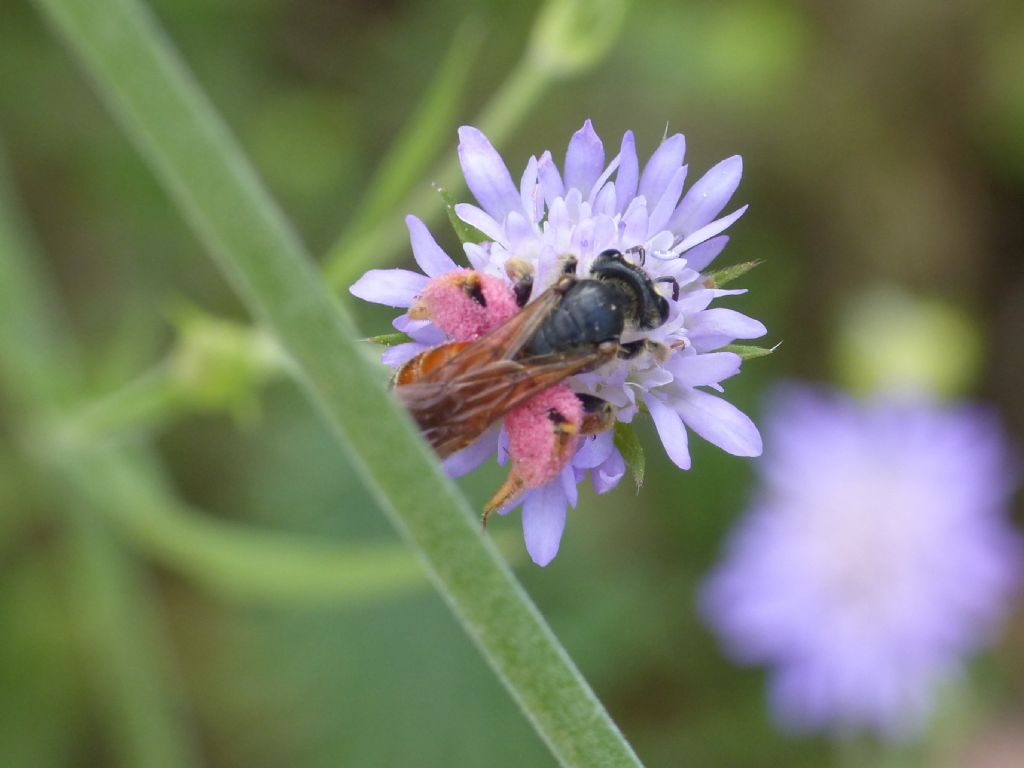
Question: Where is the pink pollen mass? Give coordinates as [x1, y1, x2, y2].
[418, 270, 518, 341]
[504, 385, 583, 488]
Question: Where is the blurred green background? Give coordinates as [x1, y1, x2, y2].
[2, 0, 1023, 766]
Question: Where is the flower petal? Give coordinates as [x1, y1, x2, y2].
[621, 199, 649, 246]
[454, 203, 507, 244]
[682, 235, 729, 272]
[675, 389, 762, 457]
[688, 308, 767, 350]
[648, 165, 689, 234]
[381, 341, 426, 367]
[563, 119, 605, 194]
[406, 215, 458, 277]
[615, 130, 639, 213]
[639, 133, 686, 207]
[519, 154, 541, 222]
[677, 206, 748, 253]
[668, 155, 743, 237]
[644, 394, 691, 469]
[537, 150, 565, 206]
[573, 430, 614, 468]
[522, 482, 569, 566]
[668, 351, 742, 388]
[592, 448, 625, 494]
[443, 426, 500, 478]
[350, 269, 427, 307]
[457, 126, 522, 220]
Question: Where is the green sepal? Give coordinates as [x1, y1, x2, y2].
[367, 332, 414, 347]
[721, 342, 780, 360]
[613, 421, 645, 492]
[437, 184, 489, 245]
[703, 259, 763, 288]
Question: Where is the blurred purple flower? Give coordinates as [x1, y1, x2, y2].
[353, 121, 765, 565]
[701, 386, 1021, 738]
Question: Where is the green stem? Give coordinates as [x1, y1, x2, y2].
[70, 449, 435, 605]
[62, 506, 201, 768]
[31, 0, 643, 764]
[61, 362, 184, 444]
[0, 143, 198, 767]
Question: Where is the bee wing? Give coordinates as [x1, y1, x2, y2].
[415, 279, 566, 382]
[399, 349, 609, 458]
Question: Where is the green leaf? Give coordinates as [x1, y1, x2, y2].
[31, 0, 644, 764]
[703, 259, 763, 287]
[721, 342, 780, 360]
[613, 422, 645, 492]
[437, 184, 489, 244]
[367, 332, 414, 347]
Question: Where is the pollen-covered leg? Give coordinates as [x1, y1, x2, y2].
[482, 385, 583, 526]
[504, 258, 534, 308]
[576, 393, 616, 435]
[617, 338, 671, 363]
[408, 269, 518, 341]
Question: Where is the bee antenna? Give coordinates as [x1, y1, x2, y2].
[655, 276, 680, 302]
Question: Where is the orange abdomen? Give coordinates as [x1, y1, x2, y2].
[394, 342, 471, 386]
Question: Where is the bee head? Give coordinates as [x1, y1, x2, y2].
[591, 249, 669, 329]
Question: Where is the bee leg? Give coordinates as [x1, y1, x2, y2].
[504, 258, 535, 308]
[654, 276, 680, 301]
[618, 339, 671, 362]
[623, 244, 646, 266]
[576, 393, 616, 434]
[482, 385, 583, 528]
[482, 473, 527, 529]
[560, 255, 579, 275]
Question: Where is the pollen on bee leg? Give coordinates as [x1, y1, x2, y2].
[482, 385, 583, 521]
[408, 269, 518, 341]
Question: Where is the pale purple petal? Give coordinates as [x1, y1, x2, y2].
[587, 153, 621, 206]
[615, 131, 639, 213]
[443, 427, 499, 478]
[537, 150, 565, 206]
[381, 342, 426, 367]
[677, 206, 748, 253]
[519, 155, 542, 223]
[350, 269, 427, 307]
[522, 482, 569, 566]
[621, 200, 649, 246]
[463, 243, 490, 271]
[505, 210, 536, 250]
[454, 203, 507, 244]
[393, 315, 444, 345]
[560, 465, 578, 508]
[675, 389, 762, 456]
[681, 236, 729, 272]
[574, 431, 615, 468]
[592, 448, 625, 494]
[648, 165, 689, 234]
[688, 308, 767, 350]
[638, 133, 686, 206]
[668, 155, 743, 237]
[457, 126, 522, 221]
[645, 394, 691, 469]
[668, 351, 742, 388]
[406, 215, 458, 277]
[593, 182, 617, 216]
[563, 119, 605, 194]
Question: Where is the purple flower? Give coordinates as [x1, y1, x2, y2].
[701, 386, 1021, 738]
[352, 121, 765, 565]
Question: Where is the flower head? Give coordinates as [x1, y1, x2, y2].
[701, 386, 1020, 738]
[352, 121, 765, 565]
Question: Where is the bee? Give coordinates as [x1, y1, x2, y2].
[394, 248, 676, 519]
